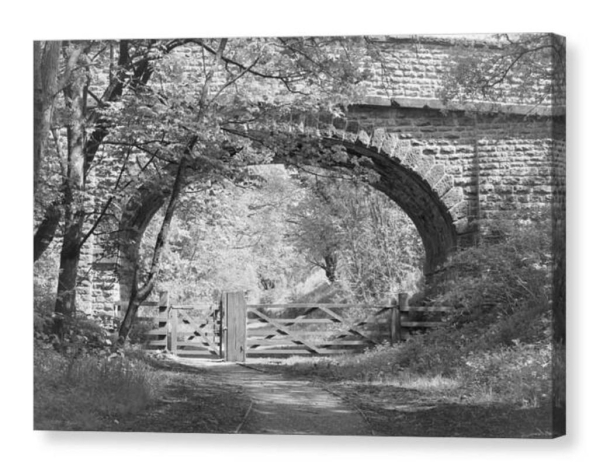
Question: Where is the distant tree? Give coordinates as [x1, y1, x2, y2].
[289, 174, 424, 301]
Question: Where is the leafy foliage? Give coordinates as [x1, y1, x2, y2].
[432, 210, 552, 337]
[439, 33, 566, 109]
[288, 174, 424, 301]
[136, 163, 424, 308]
[263, 208, 555, 409]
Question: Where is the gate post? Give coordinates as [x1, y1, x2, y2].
[391, 293, 410, 344]
[398, 293, 410, 342]
[390, 296, 400, 344]
[221, 291, 247, 362]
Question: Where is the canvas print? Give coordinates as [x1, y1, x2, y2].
[33, 34, 566, 437]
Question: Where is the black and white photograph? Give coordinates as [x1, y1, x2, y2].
[32, 32, 566, 439]
[9, 0, 600, 471]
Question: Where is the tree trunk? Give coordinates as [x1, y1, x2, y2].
[53, 52, 86, 331]
[33, 201, 62, 262]
[117, 138, 197, 345]
[323, 252, 338, 283]
[34, 41, 61, 196]
[116, 40, 227, 345]
[33, 40, 158, 263]
[117, 268, 141, 343]
[53, 220, 83, 337]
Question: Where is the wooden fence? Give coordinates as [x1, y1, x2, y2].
[115, 291, 451, 362]
[245, 293, 449, 357]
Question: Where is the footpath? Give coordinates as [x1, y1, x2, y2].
[179, 359, 373, 436]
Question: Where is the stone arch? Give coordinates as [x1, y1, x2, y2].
[321, 133, 460, 276]
[117, 183, 173, 303]
[115, 124, 466, 302]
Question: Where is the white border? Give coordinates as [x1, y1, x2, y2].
[4, 1, 598, 475]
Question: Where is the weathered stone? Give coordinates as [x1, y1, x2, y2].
[424, 164, 446, 187]
[356, 130, 371, 147]
[441, 187, 464, 209]
[433, 174, 454, 198]
[370, 128, 387, 152]
[449, 200, 470, 222]
[453, 217, 470, 234]
[77, 40, 565, 321]
[380, 134, 399, 157]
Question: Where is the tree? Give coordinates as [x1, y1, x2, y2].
[436, 33, 566, 346]
[34, 41, 61, 196]
[438, 33, 566, 110]
[35, 40, 194, 336]
[288, 174, 424, 301]
[106, 36, 379, 341]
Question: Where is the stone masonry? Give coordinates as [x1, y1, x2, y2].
[77, 35, 565, 323]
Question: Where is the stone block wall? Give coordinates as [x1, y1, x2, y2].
[75, 35, 565, 323]
[344, 104, 562, 232]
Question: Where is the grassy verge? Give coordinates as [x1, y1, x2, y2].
[254, 338, 554, 407]
[34, 346, 166, 431]
[249, 332, 558, 437]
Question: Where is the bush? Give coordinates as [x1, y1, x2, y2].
[269, 210, 556, 409]
[35, 312, 113, 357]
[433, 211, 552, 323]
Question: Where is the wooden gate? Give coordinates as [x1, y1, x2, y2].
[135, 291, 247, 361]
[244, 294, 448, 359]
[168, 300, 222, 359]
[128, 292, 222, 358]
[136, 291, 448, 362]
[246, 302, 390, 357]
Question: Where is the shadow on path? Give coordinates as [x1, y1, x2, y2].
[176, 359, 373, 436]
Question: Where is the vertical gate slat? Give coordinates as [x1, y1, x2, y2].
[390, 296, 400, 344]
[171, 308, 178, 356]
[222, 292, 247, 362]
[158, 291, 169, 351]
[398, 293, 410, 342]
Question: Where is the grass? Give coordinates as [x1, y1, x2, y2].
[251, 337, 554, 409]
[34, 346, 166, 431]
[249, 336, 558, 437]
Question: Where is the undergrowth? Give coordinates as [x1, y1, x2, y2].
[258, 210, 562, 410]
[34, 346, 165, 431]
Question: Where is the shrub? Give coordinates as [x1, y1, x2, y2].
[269, 210, 556, 409]
[433, 210, 552, 323]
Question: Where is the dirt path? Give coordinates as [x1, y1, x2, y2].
[98, 356, 552, 437]
[177, 359, 373, 436]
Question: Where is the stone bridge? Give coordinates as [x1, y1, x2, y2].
[78, 37, 566, 323]
[276, 99, 563, 274]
